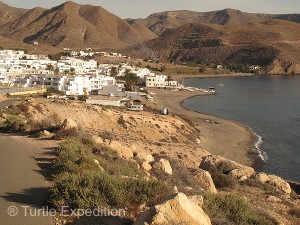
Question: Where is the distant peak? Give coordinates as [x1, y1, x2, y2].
[60, 1, 80, 8]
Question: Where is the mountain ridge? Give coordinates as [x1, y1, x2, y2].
[0, 1, 300, 73]
[0, 1, 156, 49]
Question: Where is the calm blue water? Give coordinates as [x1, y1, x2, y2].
[183, 75, 300, 181]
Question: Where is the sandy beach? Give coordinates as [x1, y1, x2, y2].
[147, 88, 258, 168]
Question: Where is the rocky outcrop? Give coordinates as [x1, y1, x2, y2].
[254, 173, 292, 194]
[288, 181, 300, 195]
[135, 152, 155, 172]
[199, 155, 255, 179]
[191, 168, 217, 193]
[133, 192, 211, 225]
[152, 158, 173, 175]
[38, 130, 53, 138]
[60, 118, 78, 131]
[141, 161, 152, 171]
[108, 140, 133, 160]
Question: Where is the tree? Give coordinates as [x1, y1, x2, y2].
[110, 67, 118, 77]
[46, 64, 54, 74]
[70, 67, 75, 75]
[63, 70, 70, 76]
[122, 73, 141, 91]
[160, 65, 167, 72]
[54, 68, 60, 75]
[198, 65, 206, 74]
[166, 75, 172, 81]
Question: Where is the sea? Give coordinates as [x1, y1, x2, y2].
[183, 75, 300, 181]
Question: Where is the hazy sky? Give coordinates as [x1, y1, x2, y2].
[2, 0, 300, 18]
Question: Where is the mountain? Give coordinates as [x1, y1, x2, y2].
[124, 19, 300, 73]
[0, 1, 156, 49]
[1, 1, 300, 73]
[0, 1, 28, 26]
[128, 9, 300, 35]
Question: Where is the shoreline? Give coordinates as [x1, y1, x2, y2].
[148, 87, 265, 170]
[180, 97, 266, 171]
[172, 73, 255, 82]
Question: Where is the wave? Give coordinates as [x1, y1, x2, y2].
[251, 130, 268, 162]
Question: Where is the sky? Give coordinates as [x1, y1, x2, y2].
[2, 0, 300, 18]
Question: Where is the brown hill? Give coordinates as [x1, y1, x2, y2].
[124, 20, 300, 73]
[0, 1, 28, 26]
[128, 9, 300, 36]
[0, 35, 59, 54]
[0, 1, 156, 50]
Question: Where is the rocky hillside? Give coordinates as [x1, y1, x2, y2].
[0, 1, 156, 49]
[128, 9, 300, 36]
[0, 1, 28, 26]
[1, 98, 299, 224]
[125, 20, 300, 74]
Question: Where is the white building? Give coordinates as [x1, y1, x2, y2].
[146, 75, 178, 88]
[146, 75, 167, 88]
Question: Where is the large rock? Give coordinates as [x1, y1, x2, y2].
[60, 118, 78, 131]
[152, 158, 173, 175]
[191, 169, 217, 193]
[199, 155, 255, 179]
[109, 140, 133, 160]
[133, 192, 211, 225]
[141, 161, 152, 172]
[94, 159, 105, 172]
[136, 153, 155, 163]
[254, 173, 291, 194]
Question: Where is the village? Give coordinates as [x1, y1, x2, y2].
[0, 49, 186, 108]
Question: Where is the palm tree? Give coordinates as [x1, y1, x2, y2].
[54, 68, 60, 75]
[63, 70, 70, 76]
[70, 67, 75, 75]
[110, 67, 118, 77]
[46, 64, 54, 74]
[123, 72, 141, 91]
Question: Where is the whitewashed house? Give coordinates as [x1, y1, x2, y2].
[146, 75, 167, 87]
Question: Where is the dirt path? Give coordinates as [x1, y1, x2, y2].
[0, 134, 53, 225]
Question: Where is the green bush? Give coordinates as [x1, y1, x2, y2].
[77, 95, 88, 102]
[54, 139, 98, 174]
[0, 115, 29, 132]
[240, 178, 282, 197]
[203, 193, 278, 225]
[50, 138, 171, 210]
[50, 171, 168, 209]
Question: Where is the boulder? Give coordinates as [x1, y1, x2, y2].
[200, 155, 255, 178]
[39, 130, 52, 137]
[255, 172, 270, 183]
[94, 159, 104, 172]
[266, 195, 282, 203]
[109, 140, 133, 159]
[133, 192, 211, 225]
[136, 153, 155, 163]
[60, 118, 78, 131]
[152, 158, 173, 175]
[191, 169, 217, 193]
[141, 161, 152, 172]
[254, 173, 292, 194]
